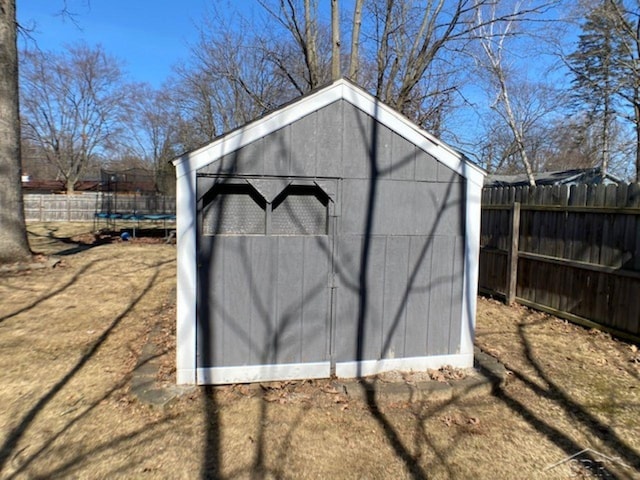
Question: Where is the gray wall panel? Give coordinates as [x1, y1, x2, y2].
[412, 182, 439, 235]
[381, 236, 410, 359]
[334, 236, 362, 361]
[275, 237, 305, 364]
[375, 181, 414, 235]
[197, 236, 228, 368]
[342, 179, 419, 236]
[363, 236, 386, 360]
[249, 238, 277, 365]
[390, 134, 416, 180]
[426, 236, 454, 355]
[340, 179, 369, 235]
[433, 182, 465, 237]
[316, 101, 343, 177]
[300, 236, 331, 362]
[375, 123, 393, 177]
[404, 236, 433, 357]
[211, 239, 227, 367]
[227, 238, 258, 365]
[343, 104, 374, 179]
[448, 235, 465, 354]
[414, 148, 439, 181]
[437, 161, 463, 183]
[236, 139, 265, 175]
[290, 113, 317, 176]
[263, 127, 292, 176]
[216, 154, 236, 175]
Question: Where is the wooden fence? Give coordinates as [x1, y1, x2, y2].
[480, 183, 640, 341]
[24, 193, 176, 222]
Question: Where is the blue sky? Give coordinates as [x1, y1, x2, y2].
[18, 0, 213, 87]
[17, 1, 575, 166]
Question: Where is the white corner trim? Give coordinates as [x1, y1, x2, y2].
[460, 181, 482, 357]
[196, 362, 331, 385]
[175, 169, 197, 385]
[335, 353, 474, 379]
[173, 79, 485, 185]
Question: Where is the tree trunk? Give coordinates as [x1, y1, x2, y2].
[348, 0, 363, 81]
[331, 0, 340, 81]
[66, 177, 76, 194]
[304, 0, 319, 89]
[635, 101, 640, 182]
[0, 0, 31, 262]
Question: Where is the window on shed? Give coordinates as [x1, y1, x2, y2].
[202, 184, 266, 235]
[272, 185, 329, 235]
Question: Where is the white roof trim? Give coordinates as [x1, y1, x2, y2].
[173, 79, 486, 187]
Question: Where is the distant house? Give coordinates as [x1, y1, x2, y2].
[485, 167, 621, 188]
[99, 168, 157, 194]
[21, 178, 101, 194]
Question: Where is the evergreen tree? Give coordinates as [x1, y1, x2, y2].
[567, 0, 630, 178]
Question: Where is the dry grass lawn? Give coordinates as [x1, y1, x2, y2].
[0, 222, 639, 479]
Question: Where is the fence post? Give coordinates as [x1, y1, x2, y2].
[507, 202, 521, 305]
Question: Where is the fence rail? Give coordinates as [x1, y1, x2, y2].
[24, 193, 176, 222]
[480, 183, 640, 341]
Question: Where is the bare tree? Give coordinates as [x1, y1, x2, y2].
[175, 0, 556, 143]
[473, 1, 559, 184]
[0, 0, 31, 262]
[542, 112, 632, 176]
[363, 0, 553, 125]
[258, 0, 326, 90]
[20, 43, 131, 192]
[478, 83, 558, 176]
[173, 5, 311, 144]
[125, 84, 178, 194]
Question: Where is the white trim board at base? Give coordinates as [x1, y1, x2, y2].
[192, 354, 474, 385]
[196, 362, 330, 385]
[335, 353, 474, 379]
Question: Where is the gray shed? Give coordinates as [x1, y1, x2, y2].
[173, 79, 485, 385]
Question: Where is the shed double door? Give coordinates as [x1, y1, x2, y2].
[196, 177, 335, 383]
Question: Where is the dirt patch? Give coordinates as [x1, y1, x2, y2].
[0, 224, 638, 479]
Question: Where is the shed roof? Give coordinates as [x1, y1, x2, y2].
[173, 79, 485, 187]
[485, 167, 621, 187]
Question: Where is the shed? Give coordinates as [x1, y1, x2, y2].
[173, 79, 486, 385]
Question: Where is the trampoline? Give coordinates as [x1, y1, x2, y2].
[94, 168, 176, 238]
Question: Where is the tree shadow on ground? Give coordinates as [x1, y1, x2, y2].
[480, 315, 640, 478]
[0, 264, 163, 475]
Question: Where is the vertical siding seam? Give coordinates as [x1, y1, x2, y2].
[312, 112, 318, 177]
[381, 236, 388, 357]
[220, 237, 226, 367]
[401, 236, 409, 358]
[274, 237, 280, 364]
[300, 237, 306, 363]
[402, 237, 412, 356]
[447, 236, 458, 351]
[426, 236, 435, 353]
[249, 237, 255, 365]
[411, 145, 417, 181]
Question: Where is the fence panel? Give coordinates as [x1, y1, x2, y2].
[480, 183, 640, 341]
[23, 193, 176, 222]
